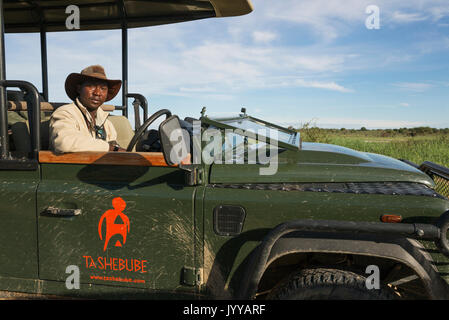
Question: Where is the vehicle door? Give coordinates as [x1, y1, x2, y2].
[36, 151, 196, 295]
[0, 84, 43, 283]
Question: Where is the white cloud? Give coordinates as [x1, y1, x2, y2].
[400, 102, 410, 107]
[252, 31, 277, 44]
[393, 82, 434, 92]
[263, 1, 363, 42]
[391, 11, 428, 23]
[179, 86, 217, 93]
[294, 79, 353, 93]
[428, 6, 449, 22]
[122, 34, 355, 97]
[256, 0, 449, 41]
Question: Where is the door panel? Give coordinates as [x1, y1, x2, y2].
[0, 169, 39, 278]
[37, 162, 195, 291]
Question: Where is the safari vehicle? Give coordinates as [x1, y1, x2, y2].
[1, 0, 449, 301]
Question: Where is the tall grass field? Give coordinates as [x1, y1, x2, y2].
[298, 124, 449, 168]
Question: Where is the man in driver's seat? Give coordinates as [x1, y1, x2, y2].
[49, 65, 126, 153]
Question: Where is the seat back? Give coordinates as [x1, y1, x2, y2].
[108, 115, 135, 151]
[11, 119, 50, 155]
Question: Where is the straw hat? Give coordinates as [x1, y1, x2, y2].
[64, 65, 122, 102]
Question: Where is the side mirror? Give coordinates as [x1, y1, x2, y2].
[159, 115, 191, 166]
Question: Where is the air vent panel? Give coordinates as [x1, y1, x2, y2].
[213, 205, 246, 236]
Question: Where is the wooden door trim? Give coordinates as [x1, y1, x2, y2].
[38, 151, 175, 167]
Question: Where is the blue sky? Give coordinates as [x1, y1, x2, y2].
[4, 0, 449, 129]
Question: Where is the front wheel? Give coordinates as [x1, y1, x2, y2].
[267, 268, 397, 300]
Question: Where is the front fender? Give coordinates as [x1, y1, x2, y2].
[238, 229, 449, 300]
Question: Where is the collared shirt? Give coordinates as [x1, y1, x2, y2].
[49, 98, 118, 153]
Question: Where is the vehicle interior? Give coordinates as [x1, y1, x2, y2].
[6, 92, 134, 151]
[6, 91, 195, 167]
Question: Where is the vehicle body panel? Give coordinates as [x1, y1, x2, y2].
[0, 169, 39, 279]
[37, 162, 196, 292]
[202, 183, 449, 297]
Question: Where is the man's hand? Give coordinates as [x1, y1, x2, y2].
[108, 141, 126, 152]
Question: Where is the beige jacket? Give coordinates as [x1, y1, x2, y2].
[49, 98, 118, 153]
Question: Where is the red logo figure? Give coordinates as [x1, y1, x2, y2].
[98, 197, 130, 251]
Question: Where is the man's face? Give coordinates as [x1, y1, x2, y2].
[77, 79, 108, 110]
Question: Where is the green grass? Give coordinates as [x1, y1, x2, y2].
[328, 135, 449, 167]
[298, 124, 449, 167]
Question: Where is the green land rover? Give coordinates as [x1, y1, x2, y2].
[0, 0, 448, 300]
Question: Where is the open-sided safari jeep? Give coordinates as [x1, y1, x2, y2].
[0, 0, 449, 300]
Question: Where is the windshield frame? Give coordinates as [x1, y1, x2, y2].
[200, 114, 301, 151]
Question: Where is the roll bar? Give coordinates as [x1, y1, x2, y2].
[127, 93, 148, 130]
[0, 80, 41, 159]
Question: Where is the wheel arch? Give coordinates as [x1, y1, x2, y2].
[238, 233, 449, 300]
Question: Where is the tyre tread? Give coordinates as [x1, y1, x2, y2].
[267, 267, 396, 300]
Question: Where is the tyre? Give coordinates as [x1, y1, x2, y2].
[267, 267, 397, 300]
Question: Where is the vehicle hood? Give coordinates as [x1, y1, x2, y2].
[208, 142, 435, 188]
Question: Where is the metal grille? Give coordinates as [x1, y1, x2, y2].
[419, 161, 449, 199]
[433, 175, 449, 198]
[209, 181, 446, 199]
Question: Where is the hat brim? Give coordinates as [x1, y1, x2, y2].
[65, 73, 122, 102]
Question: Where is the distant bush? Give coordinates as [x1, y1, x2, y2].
[290, 121, 448, 139]
[299, 120, 331, 143]
[292, 124, 449, 137]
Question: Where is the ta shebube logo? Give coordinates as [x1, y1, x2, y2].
[66, 197, 148, 290]
[98, 197, 130, 251]
[85, 197, 148, 273]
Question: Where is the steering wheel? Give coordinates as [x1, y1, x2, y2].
[126, 109, 172, 152]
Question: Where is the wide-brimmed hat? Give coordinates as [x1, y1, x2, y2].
[65, 65, 122, 102]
